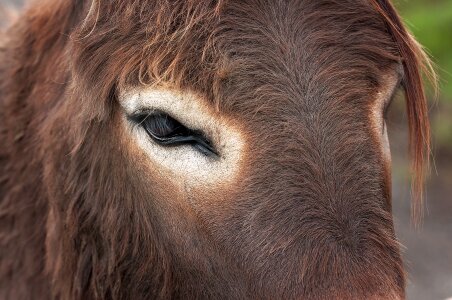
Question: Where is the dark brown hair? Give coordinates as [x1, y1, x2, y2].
[0, 0, 435, 299]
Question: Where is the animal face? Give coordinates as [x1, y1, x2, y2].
[0, 0, 432, 299]
[106, 0, 408, 296]
[116, 73, 401, 298]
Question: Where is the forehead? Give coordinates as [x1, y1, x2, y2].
[80, 0, 401, 113]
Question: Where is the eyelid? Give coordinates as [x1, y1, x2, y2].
[127, 109, 170, 124]
[128, 111, 218, 157]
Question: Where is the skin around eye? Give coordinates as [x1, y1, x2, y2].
[119, 87, 245, 185]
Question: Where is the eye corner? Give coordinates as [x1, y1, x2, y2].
[192, 136, 220, 158]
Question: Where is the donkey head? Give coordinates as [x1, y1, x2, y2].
[1, 0, 432, 299]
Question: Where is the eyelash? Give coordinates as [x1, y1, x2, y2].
[129, 111, 218, 157]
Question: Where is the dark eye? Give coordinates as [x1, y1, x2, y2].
[130, 111, 218, 157]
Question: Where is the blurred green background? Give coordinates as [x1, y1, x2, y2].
[397, 0, 452, 155]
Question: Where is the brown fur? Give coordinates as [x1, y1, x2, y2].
[0, 0, 433, 299]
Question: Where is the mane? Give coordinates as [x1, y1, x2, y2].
[370, 0, 437, 223]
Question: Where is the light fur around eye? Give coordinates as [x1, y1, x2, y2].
[119, 87, 245, 186]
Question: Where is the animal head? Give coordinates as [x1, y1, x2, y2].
[1, 0, 434, 299]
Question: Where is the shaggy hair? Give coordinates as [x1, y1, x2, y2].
[0, 0, 433, 299]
